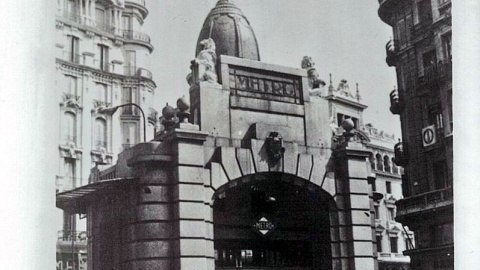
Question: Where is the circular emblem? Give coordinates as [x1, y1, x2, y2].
[423, 128, 435, 145]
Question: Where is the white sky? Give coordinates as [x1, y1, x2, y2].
[144, 0, 401, 136]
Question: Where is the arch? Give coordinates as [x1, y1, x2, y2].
[211, 172, 338, 270]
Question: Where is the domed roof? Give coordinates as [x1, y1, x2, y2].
[195, 0, 260, 61]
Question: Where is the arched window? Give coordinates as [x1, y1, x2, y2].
[65, 112, 76, 143]
[376, 153, 383, 171]
[384, 156, 391, 173]
[95, 118, 107, 149]
[369, 153, 375, 170]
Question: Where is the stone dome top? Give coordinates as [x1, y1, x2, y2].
[195, 0, 260, 61]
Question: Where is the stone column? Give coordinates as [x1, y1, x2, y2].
[335, 138, 378, 270]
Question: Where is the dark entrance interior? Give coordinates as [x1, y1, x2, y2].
[213, 174, 332, 270]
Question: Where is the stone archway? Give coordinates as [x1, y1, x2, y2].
[211, 172, 338, 270]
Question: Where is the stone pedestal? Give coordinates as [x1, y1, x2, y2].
[334, 141, 378, 270]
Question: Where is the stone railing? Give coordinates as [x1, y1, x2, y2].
[122, 30, 151, 44]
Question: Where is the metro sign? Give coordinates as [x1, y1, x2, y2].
[253, 217, 275, 235]
[422, 125, 437, 147]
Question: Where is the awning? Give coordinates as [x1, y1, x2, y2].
[56, 177, 137, 213]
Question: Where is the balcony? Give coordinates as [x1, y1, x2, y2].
[122, 30, 154, 51]
[124, 66, 153, 80]
[377, 0, 397, 26]
[396, 187, 453, 221]
[95, 21, 116, 35]
[385, 39, 398, 67]
[123, 30, 151, 43]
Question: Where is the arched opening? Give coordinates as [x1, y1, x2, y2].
[383, 155, 391, 173]
[376, 153, 383, 171]
[213, 173, 335, 270]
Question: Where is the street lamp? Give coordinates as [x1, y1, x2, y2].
[99, 103, 147, 142]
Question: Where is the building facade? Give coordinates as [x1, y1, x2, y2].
[365, 124, 413, 270]
[55, 0, 157, 269]
[56, 1, 413, 270]
[377, 0, 453, 270]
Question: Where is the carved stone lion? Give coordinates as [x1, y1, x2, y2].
[187, 38, 219, 86]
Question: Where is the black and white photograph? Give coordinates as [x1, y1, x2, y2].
[1, 0, 478, 269]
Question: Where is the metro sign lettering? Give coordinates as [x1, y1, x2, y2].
[422, 125, 437, 147]
[253, 217, 275, 235]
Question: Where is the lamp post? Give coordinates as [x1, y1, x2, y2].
[99, 103, 147, 142]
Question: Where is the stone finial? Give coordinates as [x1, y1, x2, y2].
[187, 38, 219, 86]
[356, 83, 361, 102]
[162, 103, 176, 130]
[176, 96, 190, 123]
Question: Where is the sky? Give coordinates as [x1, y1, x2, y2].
[143, 0, 401, 136]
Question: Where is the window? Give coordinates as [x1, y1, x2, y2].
[67, 35, 80, 63]
[374, 206, 380, 219]
[433, 161, 448, 189]
[122, 87, 137, 115]
[376, 154, 383, 171]
[98, 44, 109, 71]
[125, 50, 136, 76]
[422, 50, 437, 78]
[417, 0, 432, 23]
[369, 153, 375, 170]
[390, 237, 398, 253]
[388, 208, 395, 220]
[428, 105, 444, 130]
[384, 156, 391, 173]
[64, 158, 77, 188]
[442, 33, 452, 61]
[376, 236, 383, 252]
[122, 16, 132, 31]
[122, 122, 138, 149]
[64, 112, 76, 143]
[95, 118, 107, 150]
[386, 181, 392, 194]
[372, 180, 377, 192]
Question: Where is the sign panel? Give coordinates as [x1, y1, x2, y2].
[253, 217, 275, 235]
[422, 125, 437, 147]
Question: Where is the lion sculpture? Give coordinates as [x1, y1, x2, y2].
[187, 38, 219, 86]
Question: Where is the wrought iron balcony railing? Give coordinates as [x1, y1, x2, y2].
[396, 187, 453, 217]
[57, 230, 88, 242]
[122, 30, 151, 44]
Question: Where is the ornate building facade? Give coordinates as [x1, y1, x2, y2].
[56, 1, 414, 269]
[377, 0, 453, 270]
[365, 124, 413, 270]
[54, 0, 157, 269]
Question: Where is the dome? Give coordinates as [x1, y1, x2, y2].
[195, 0, 260, 61]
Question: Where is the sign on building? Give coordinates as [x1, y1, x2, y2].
[422, 125, 437, 147]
